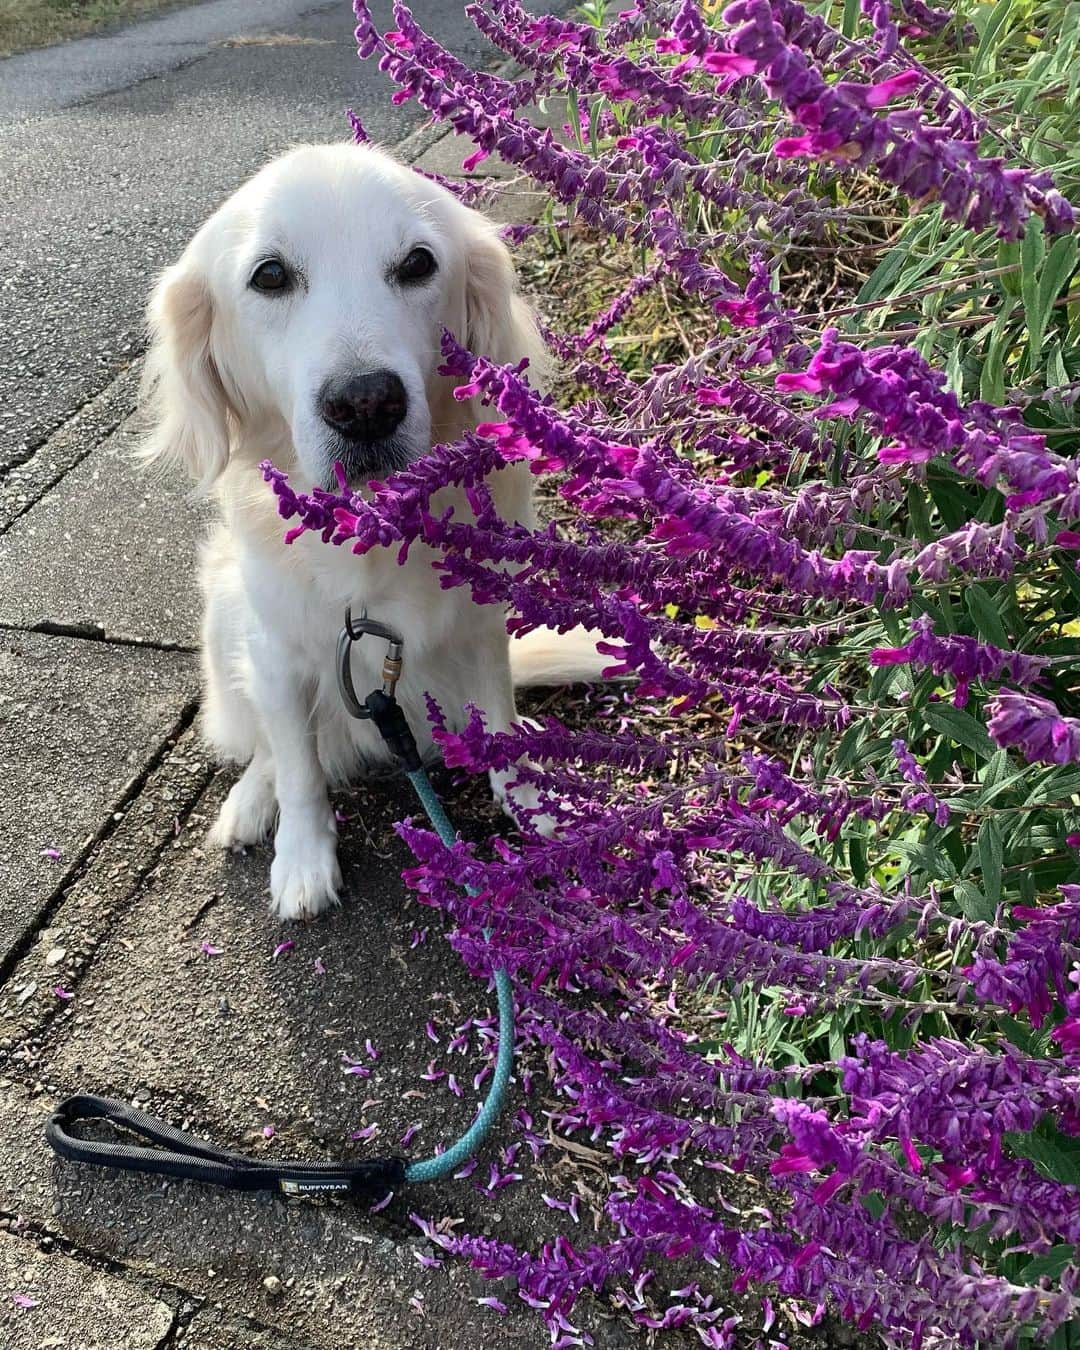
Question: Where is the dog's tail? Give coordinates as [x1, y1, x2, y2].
[508, 626, 615, 688]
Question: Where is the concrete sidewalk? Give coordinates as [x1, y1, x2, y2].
[0, 5, 623, 1348]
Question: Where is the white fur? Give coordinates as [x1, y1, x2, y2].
[142, 142, 604, 921]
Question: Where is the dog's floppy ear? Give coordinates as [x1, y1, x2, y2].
[140, 256, 230, 490]
[463, 216, 551, 387]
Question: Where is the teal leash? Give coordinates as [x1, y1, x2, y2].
[402, 767, 514, 1183]
[43, 609, 515, 1201]
[335, 607, 515, 1187]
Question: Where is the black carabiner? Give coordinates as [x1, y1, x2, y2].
[335, 608, 422, 771]
[343, 605, 405, 650]
[336, 606, 406, 720]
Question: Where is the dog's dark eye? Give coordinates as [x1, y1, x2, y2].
[396, 247, 437, 284]
[250, 259, 291, 293]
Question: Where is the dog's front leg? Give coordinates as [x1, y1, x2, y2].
[249, 634, 341, 921]
[470, 640, 557, 838]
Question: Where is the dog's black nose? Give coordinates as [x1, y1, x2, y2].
[320, 370, 407, 442]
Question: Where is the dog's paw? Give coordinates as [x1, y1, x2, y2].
[491, 772, 560, 839]
[208, 766, 278, 851]
[269, 814, 342, 921]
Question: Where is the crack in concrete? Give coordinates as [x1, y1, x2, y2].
[0, 359, 142, 496]
[0, 1202, 188, 1343]
[0, 699, 202, 996]
[0, 1194, 309, 1349]
[13, 620, 198, 654]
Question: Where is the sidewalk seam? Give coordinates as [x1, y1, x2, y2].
[0, 699, 202, 994]
[0, 359, 142, 529]
[7, 620, 198, 654]
[0, 1202, 188, 1342]
[0, 1198, 301, 1348]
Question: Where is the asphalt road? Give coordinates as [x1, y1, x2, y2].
[0, 0, 511, 474]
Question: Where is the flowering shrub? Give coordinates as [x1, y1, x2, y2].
[271, 1, 1080, 1344]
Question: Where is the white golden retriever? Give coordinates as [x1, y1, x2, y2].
[143, 142, 600, 921]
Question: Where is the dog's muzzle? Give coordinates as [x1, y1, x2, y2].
[317, 369, 413, 482]
[324, 435, 413, 485]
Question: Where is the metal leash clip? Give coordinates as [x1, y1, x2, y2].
[335, 606, 421, 772]
[336, 605, 405, 718]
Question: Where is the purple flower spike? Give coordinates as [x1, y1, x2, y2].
[229, 5, 1080, 1344]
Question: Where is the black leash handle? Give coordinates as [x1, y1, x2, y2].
[46, 1095, 405, 1200]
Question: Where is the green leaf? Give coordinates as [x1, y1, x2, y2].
[979, 307, 1014, 405]
[976, 758, 1034, 808]
[906, 483, 934, 544]
[955, 879, 995, 922]
[1006, 1127, 1080, 1188]
[926, 474, 976, 532]
[849, 833, 867, 887]
[892, 839, 958, 881]
[892, 231, 969, 306]
[875, 599, 905, 645]
[945, 344, 964, 397]
[1056, 557, 1080, 610]
[1022, 216, 1047, 362]
[1018, 1245, 1076, 1284]
[566, 89, 583, 149]
[855, 241, 910, 307]
[997, 239, 1021, 296]
[833, 722, 868, 772]
[588, 98, 604, 156]
[970, 0, 1017, 80]
[841, 0, 860, 39]
[998, 1014, 1053, 1057]
[855, 216, 937, 309]
[828, 1013, 847, 1064]
[980, 748, 1010, 793]
[1047, 341, 1070, 395]
[965, 583, 1010, 648]
[977, 816, 1004, 909]
[1036, 233, 1079, 360]
[924, 704, 997, 759]
[1024, 765, 1080, 804]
